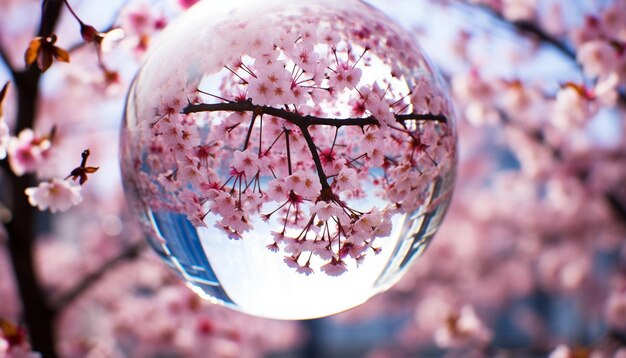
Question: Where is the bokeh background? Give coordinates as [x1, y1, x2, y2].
[1, 0, 625, 357]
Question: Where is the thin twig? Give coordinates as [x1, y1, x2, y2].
[299, 124, 331, 192]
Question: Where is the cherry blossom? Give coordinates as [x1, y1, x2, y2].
[24, 178, 83, 213]
[577, 40, 620, 78]
[433, 305, 492, 348]
[320, 257, 348, 276]
[605, 290, 626, 330]
[7, 129, 51, 176]
[328, 64, 363, 91]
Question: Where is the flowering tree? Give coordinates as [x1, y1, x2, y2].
[0, 0, 625, 357]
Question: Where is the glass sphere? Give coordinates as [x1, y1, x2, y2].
[121, 0, 457, 319]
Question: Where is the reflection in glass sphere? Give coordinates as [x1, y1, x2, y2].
[120, 0, 457, 319]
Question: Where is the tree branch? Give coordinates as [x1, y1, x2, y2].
[510, 19, 576, 60]
[606, 192, 626, 223]
[185, 100, 447, 198]
[457, 1, 575, 60]
[5, 1, 64, 357]
[183, 100, 447, 127]
[457, 1, 626, 106]
[51, 240, 147, 311]
[298, 124, 331, 192]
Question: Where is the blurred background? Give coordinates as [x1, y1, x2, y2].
[1, 0, 625, 357]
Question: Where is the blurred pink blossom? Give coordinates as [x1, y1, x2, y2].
[24, 179, 82, 213]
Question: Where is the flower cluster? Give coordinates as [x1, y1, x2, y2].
[127, 9, 455, 276]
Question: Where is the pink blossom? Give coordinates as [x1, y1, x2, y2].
[267, 179, 289, 201]
[502, 0, 537, 22]
[178, 163, 206, 188]
[320, 257, 347, 276]
[119, 2, 160, 37]
[412, 78, 445, 115]
[363, 91, 395, 128]
[605, 290, 626, 330]
[0, 338, 7, 354]
[25, 179, 83, 213]
[220, 209, 253, 234]
[329, 65, 362, 91]
[177, 0, 199, 10]
[283, 254, 301, 269]
[334, 167, 358, 192]
[209, 191, 237, 217]
[310, 201, 342, 221]
[158, 94, 186, 117]
[293, 43, 320, 74]
[600, 3, 626, 40]
[296, 264, 314, 276]
[319, 27, 340, 46]
[361, 128, 385, 156]
[7, 129, 51, 176]
[232, 149, 260, 178]
[548, 345, 571, 358]
[577, 40, 619, 78]
[299, 22, 318, 45]
[553, 85, 593, 130]
[352, 209, 386, 243]
[285, 172, 321, 200]
[247, 62, 294, 105]
[593, 72, 619, 106]
[434, 305, 492, 348]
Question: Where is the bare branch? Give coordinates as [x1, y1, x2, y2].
[606, 192, 626, 223]
[299, 124, 331, 192]
[51, 240, 147, 311]
[183, 100, 447, 127]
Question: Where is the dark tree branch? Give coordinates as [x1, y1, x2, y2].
[5, 1, 64, 357]
[51, 240, 147, 311]
[184, 100, 447, 198]
[183, 100, 447, 127]
[606, 192, 626, 223]
[38, 0, 64, 38]
[457, 1, 575, 60]
[510, 20, 576, 60]
[298, 125, 331, 193]
[458, 1, 626, 106]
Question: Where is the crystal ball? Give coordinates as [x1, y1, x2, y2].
[120, 0, 457, 319]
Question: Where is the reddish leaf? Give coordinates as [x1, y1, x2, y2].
[53, 47, 70, 63]
[24, 37, 42, 66]
[24, 34, 70, 72]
